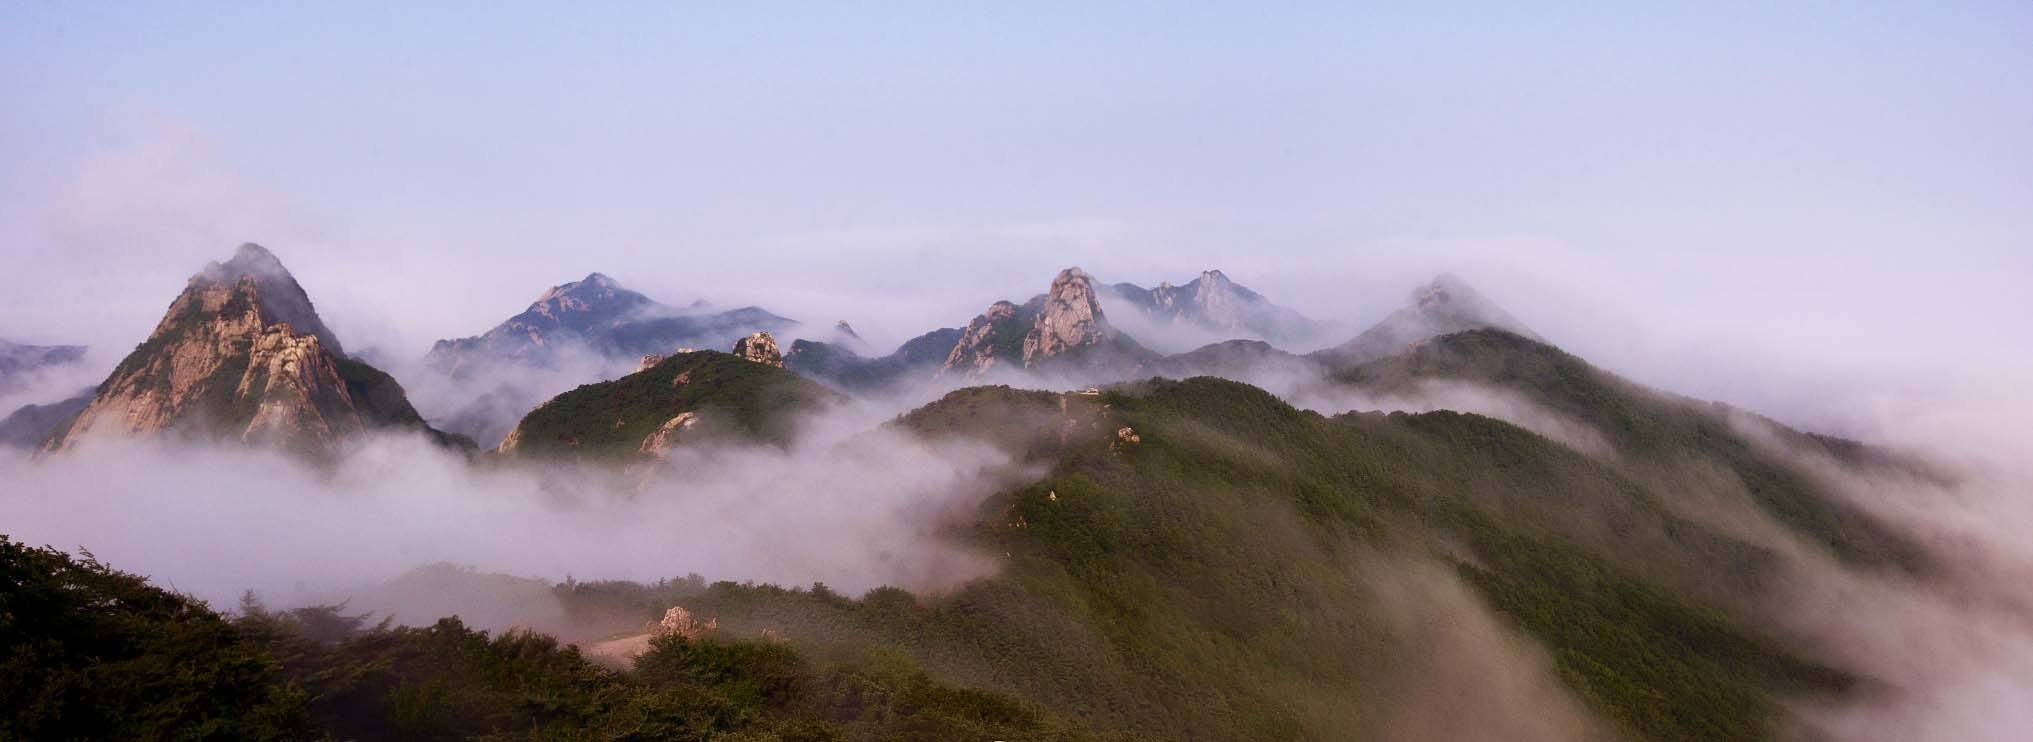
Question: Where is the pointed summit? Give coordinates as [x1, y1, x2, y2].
[1314, 273, 1538, 366]
[1106, 268, 1327, 348]
[43, 243, 441, 455]
[194, 242, 344, 356]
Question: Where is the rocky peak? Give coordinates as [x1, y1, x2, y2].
[529, 272, 645, 320]
[193, 242, 345, 356]
[732, 331, 784, 367]
[1021, 267, 1109, 364]
[42, 243, 433, 456]
[938, 301, 1025, 376]
[1187, 268, 1249, 330]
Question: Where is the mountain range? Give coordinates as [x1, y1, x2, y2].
[0, 338, 87, 394]
[3, 242, 1930, 741]
[424, 272, 798, 376]
[0, 249, 1531, 454]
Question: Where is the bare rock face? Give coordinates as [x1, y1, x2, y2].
[240, 326, 362, 443]
[43, 244, 421, 455]
[655, 606, 718, 639]
[637, 354, 664, 372]
[939, 301, 1021, 376]
[732, 331, 784, 367]
[1021, 267, 1108, 364]
[637, 411, 699, 457]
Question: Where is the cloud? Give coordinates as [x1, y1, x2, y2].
[0, 403, 1024, 617]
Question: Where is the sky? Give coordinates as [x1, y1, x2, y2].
[2, 1, 2029, 446]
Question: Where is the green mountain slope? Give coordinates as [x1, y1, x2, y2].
[1330, 329, 1926, 571]
[499, 350, 843, 460]
[640, 377, 1853, 741]
[0, 535, 1090, 741]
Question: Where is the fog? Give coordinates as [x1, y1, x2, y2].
[0, 402, 1025, 614]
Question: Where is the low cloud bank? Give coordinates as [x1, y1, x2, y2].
[0, 403, 1023, 618]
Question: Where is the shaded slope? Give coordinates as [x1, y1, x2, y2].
[425, 273, 795, 375]
[653, 378, 1850, 741]
[1332, 329, 1927, 571]
[785, 327, 964, 392]
[1108, 269, 1333, 348]
[0, 391, 90, 449]
[0, 339, 87, 395]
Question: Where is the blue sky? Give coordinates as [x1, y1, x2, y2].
[1, 2, 2028, 441]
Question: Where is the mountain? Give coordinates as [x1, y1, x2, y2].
[41, 244, 452, 455]
[424, 273, 796, 375]
[1108, 269, 1332, 348]
[498, 337, 840, 461]
[659, 376, 1858, 741]
[1141, 338, 1318, 381]
[0, 390, 91, 449]
[784, 327, 963, 393]
[938, 267, 1156, 379]
[1331, 328, 1925, 570]
[1313, 273, 1538, 365]
[0, 339, 87, 395]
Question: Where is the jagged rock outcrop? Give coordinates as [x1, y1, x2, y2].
[655, 606, 718, 639]
[732, 332, 784, 367]
[1021, 268, 1107, 363]
[1312, 274, 1538, 367]
[935, 267, 1156, 379]
[41, 244, 440, 455]
[939, 301, 1025, 376]
[638, 411, 699, 457]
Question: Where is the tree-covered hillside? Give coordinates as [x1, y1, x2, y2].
[624, 377, 1858, 741]
[501, 350, 842, 460]
[0, 535, 1096, 741]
